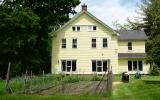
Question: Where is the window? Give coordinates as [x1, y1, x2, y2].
[88, 25, 96, 31]
[72, 39, 77, 48]
[92, 60, 107, 72]
[72, 26, 80, 31]
[92, 60, 96, 72]
[128, 61, 132, 71]
[92, 38, 96, 48]
[128, 60, 143, 71]
[62, 60, 66, 71]
[128, 42, 132, 50]
[61, 38, 66, 48]
[138, 61, 143, 71]
[61, 60, 77, 72]
[133, 61, 137, 70]
[103, 38, 108, 48]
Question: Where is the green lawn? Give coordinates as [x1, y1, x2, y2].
[0, 75, 160, 100]
[111, 75, 160, 100]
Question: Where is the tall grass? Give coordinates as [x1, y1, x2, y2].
[0, 80, 6, 95]
[8, 74, 61, 93]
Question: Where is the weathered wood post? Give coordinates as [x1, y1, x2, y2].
[61, 74, 65, 93]
[107, 70, 113, 91]
[5, 61, 12, 94]
[30, 70, 32, 91]
[24, 70, 28, 94]
[107, 60, 113, 91]
[43, 70, 45, 87]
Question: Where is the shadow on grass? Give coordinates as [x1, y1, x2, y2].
[143, 80, 160, 84]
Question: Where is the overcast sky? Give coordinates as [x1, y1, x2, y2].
[74, 0, 142, 29]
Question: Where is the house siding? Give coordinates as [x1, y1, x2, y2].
[118, 59, 150, 74]
[52, 13, 118, 74]
[118, 40, 146, 53]
[51, 10, 150, 74]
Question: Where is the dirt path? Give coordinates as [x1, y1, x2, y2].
[37, 81, 107, 95]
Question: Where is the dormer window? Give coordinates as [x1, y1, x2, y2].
[88, 25, 96, 31]
[72, 26, 80, 31]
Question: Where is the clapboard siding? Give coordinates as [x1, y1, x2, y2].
[52, 12, 118, 74]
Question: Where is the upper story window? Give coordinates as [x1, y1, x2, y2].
[61, 38, 66, 48]
[128, 42, 132, 50]
[103, 38, 108, 48]
[72, 39, 77, 48]
[92, 38, 96, 48]
[88, 25, 96, 31]
[72, 26, 80, 31]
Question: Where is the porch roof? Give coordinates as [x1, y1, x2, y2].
[118, 53, 146, 58]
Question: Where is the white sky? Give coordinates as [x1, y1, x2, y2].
[73, 0, 142, 29]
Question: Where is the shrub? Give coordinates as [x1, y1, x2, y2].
[91, 74, 103, 81]
[150, 65, 160, 75]
[64, 76, 80, 83]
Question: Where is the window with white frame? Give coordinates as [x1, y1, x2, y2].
[88, 25, 96, 31]
[61, 60, 76, 72]
[103, 38, 108, 48]
[128, 42, 132, 50]
[72, 39, 77, 48]
[72, 26, 80, 31]
[128, 60, 143, 71]
[61, 38, 66, 48]
[92, 60, 107, 72]
[92, 38, 96, 48]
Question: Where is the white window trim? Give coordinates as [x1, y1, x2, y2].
[72, 38, 77, 49]
[128, 42, 132, 51]
[92, 60, 108, 72]
[128, 60, 143, 71]
[103, 38, 108, 48]
[91, 38, 97, 48]
[72, 25, 80, 31]
[88, 25, 97, 31]
[61, 60, 77, 72]
[61, 38, 66, 49]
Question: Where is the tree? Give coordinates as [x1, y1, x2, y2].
[139, 0, 160, 74]
[141, 0, 160, 61]
[0, 6, 41, 77]
[112, 19, 142, 30]
[141, 0, 160, 37]
[0, 0, 80, 78]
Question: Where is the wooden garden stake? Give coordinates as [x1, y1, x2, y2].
[5, 61, 12, 94]
[61, 74, 64, 93]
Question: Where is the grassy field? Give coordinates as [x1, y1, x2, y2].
[0, 75, 160, 100]
[110, 75, 160, 100]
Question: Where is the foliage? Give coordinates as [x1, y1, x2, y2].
[0, 7, 41, 77]
[112, 19, 142, 30]
[1, 75, 160, 99]
[91, 74, 104, 81]
[141, 0, 160, 67]
[0, 0, 80, 78]
[150, 64, 160, 75]
[63, 76, 81, 83]
[6, 74, 60, 94]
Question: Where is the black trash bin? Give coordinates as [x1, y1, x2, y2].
[122, 72, 129, 82]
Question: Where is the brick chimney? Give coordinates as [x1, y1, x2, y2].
[82, 3, 87, 11]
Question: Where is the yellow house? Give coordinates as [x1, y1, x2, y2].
[51, 4, 150, 74]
